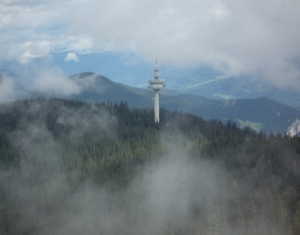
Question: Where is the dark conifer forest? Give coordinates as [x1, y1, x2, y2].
[0, 98, 300, 235]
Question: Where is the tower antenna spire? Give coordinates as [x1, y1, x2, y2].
[148, 60, 166, 123]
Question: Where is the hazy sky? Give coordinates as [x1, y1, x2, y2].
[1, 0, 300, 90]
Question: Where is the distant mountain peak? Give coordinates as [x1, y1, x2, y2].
[78, 72, 96, 78]
[70, 72, 113, 86]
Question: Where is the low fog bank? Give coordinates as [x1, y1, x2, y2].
[2, 129, 232, 234]
[0, 100, 297, 235]
[24, 151, 233, 235]
[0, 68, 101, 103]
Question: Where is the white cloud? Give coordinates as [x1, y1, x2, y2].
[1, 0, 300, 90]
[0, 74, 19, 102]
[19, 40, 51, 64]
[67, 0, 300, 90]
[66, 37, 94, 52]
[32, 69, 82, 97]
[64, 52, 80, 62]
[0, 1, 75, 62]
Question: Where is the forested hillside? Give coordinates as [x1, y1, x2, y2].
[0, 99, 300, 235]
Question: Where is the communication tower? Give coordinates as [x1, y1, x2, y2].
[148, 60, 165, 123]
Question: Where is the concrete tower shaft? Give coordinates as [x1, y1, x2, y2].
[148, 61, 165, 123]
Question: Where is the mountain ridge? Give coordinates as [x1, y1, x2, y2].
[3, 71, 298, 134]
[63, 72, 300, 134]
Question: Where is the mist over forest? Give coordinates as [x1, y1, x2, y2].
[0, 98, 300, 235]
